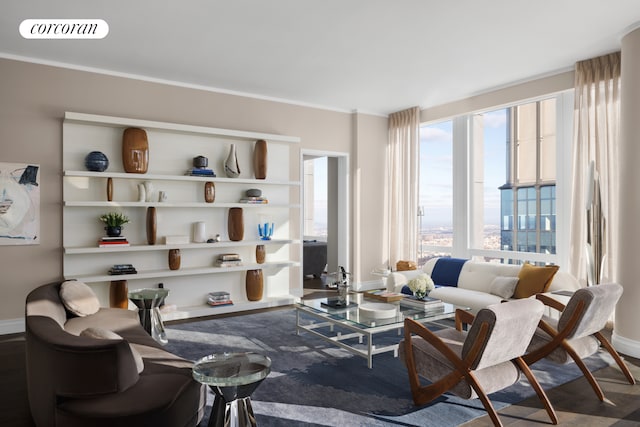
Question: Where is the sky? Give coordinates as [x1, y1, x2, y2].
[420, 109, 507, 228]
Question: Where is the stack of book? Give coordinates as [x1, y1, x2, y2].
[400, 295, 444, 311]
[207, 291, 233, 307]
[185, 167, 216, 177]
[239, 196, 268, 204]
[214, 253, 242, 267]
[108, 264, 137, 275]
[99, 236, 130, 247]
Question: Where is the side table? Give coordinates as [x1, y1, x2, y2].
[193, 352, 271, 427]
[128, 288, 169, 345]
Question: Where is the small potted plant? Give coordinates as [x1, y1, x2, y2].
[99, 212, 130, 237]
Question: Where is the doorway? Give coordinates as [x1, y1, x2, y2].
[301, 150, 349, 298]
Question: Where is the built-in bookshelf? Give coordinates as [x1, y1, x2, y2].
[62, 112, 302, 320]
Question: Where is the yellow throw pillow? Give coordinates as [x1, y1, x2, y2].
[514, 263, 560, 299]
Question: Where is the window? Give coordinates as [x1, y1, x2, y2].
[418, 120, 453, 264]
[418, 94, 567, 265]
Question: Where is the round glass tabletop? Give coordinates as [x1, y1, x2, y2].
[193, 352, 271, 387]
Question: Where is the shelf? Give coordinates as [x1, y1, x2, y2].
[64, 170, 301, 186]
[64, 239, 297, 254]
[65, 261, 299, 283]
[63, 201, 301, 208]
[162, 295, 298, 322]
[64, 112, 301, 144]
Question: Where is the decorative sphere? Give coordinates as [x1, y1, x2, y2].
[246, 188, 262, 197]
[85, 151, 109, 172]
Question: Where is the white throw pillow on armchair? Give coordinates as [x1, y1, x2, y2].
[59, 280, 100, 317]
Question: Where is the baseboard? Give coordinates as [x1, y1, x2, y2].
[0, 317, 25, 335]
[612, 331, 640, 358]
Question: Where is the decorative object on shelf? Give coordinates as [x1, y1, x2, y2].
[224, 143, 241, 178]
[246, 188, 261, 198]
[228, 207, 244, 241]
[107, 177, 113, 201]
[137, 183, 146, 202]
[256, 244, 266, 264]
[207, 291, 233, 307]
[168, 249, 181, 270]
[254, 139, 267, 179]
[258, 222, 274, 240]
[143, 181, 154, 202]
[146, 207, 157, 245]
[246, 269, 264, 301]
[99, 212, 130, 237]
[100, 236, 130, 248]
[193, 155, 208, 168]
[122, 127, 149, 173]
[207, 234, 221, 243]
[204, 181, 215, 203]
[85, 151, 109, 172]
[158, 190, 167, 202]
[108, 263, 137, 274]
[215, 253, 242, 267]
[407, 273, 435, 299]
[241, 188, 267, 204]
[109, 279, 128, 308]
[193, 221, 206, 243]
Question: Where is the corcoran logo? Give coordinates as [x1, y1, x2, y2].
[19, 19, 109, 39]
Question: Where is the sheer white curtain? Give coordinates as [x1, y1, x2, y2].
[388, 107, 420, 266]
[570, 52, 621, 285]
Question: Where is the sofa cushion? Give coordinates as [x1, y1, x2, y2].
[81, 327, 144, 373]
[64, 307, 141, 336]
[489, 276, 519, 299]
[429, 287, 505, 313]
[430, 258, 467, 287]
[514, 263, 559, 298]
[60, 280, 100, 317]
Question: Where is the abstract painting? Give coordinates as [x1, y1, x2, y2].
[0, 162, 40, 245]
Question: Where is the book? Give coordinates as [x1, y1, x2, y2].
[207, 300, 234, 307]
[239, 197, 269, 204]
[108, 267, 137, 275]
[186, 168, 216, 176]
[99, 242, 130, 247]
[214, 260, 243, 267]
[217, 253, 241, 261]
[100, 236, 128, 241]
[400, 295, 443, 309]
[208, 291, 231, 303]
[364, 289, 405, 302]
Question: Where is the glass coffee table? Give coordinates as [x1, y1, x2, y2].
[296, 293, 462, 368]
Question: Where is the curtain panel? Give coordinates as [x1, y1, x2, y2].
[570, 52, 621, 285]
[387, 107, 420, 267]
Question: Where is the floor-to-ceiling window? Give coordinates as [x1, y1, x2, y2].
[418, 93, 568, 266]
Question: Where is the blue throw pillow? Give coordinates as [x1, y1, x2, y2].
[431, 258, 467, 287]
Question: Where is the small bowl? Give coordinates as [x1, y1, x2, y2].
[246, 189, 262, 197]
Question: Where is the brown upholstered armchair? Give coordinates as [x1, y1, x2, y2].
[524, 283, 636, 401]
[400, 298, 558, 427]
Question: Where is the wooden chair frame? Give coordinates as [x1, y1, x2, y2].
[523, 294, 636, 401]
[403, 309, 558, 427]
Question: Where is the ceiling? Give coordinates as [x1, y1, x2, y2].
[2, 1, 640, 116]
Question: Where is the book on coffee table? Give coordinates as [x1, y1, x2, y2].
[363, 289, 405, 302]
[400, 295, 443, 309]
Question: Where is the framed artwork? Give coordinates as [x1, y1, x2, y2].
[0, 162, 40, 245]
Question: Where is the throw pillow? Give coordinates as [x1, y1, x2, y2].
[80, 327, 144, 373]
[59, 280, 100, 317]
[489, 276, 520, 299]
[513, 263, 560, 299]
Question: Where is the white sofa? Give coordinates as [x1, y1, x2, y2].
[388, 257, 581, 313]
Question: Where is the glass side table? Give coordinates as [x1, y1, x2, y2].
[193, 352, 271, 427]
[128, 288, 169, 345]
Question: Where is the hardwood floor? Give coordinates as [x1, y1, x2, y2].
[6, 306, 639, 426]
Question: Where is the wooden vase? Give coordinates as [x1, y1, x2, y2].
[228, 207, 244, 241]
[107, 177, 113, 201]
[256, 244, 265, 264]
[122, 127, 149, 173]
[204, 181, 215, 203]
[246, 269, 264, 301]
[146, 207, 157, 245]
[168, 249, 181, 270]
[254, 139, 267, 179]
[109, 280, 128, 308]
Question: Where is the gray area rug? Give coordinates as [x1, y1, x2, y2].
[165, 308, 613, 426]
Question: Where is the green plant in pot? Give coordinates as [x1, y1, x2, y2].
[100, 212, 130, 237]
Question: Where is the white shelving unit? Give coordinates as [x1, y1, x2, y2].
[62, 112, 302, 321]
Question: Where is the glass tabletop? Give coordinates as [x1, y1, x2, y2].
[193, 352, 272, 387]
[298, 292, 459, 329]
[128, 288, 169, 300]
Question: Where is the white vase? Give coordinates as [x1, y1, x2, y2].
[224, 144, 241, 178]
[143, 181, 154, 202]
[193, 221, 206, 243]
[137, 183, 146, 202]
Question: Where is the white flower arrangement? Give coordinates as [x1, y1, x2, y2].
[407, 273, 435, 299]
